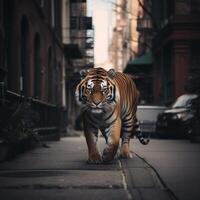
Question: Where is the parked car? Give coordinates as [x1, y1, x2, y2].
[137, 105, 167, 137]
[156, 94, 198, 139]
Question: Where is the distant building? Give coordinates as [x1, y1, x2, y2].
[124, 0, 200, 105]
[110, 0, 133, 72]
[121, 0, 154, 104]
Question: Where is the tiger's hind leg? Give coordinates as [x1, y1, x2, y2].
[120, 139, 132, 159]
[119, 118, 135, 159]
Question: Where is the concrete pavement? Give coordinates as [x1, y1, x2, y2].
[133, 139, 200, 200]
[0, 136, 199, 200]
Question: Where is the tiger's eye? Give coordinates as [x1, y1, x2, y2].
[103, 88, 108, 94]
[86, 88, 92, 94]
[82, 95, 87, 102]
[87, 80, 94, 89]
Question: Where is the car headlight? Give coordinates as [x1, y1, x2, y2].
[176, 112, 187, 120]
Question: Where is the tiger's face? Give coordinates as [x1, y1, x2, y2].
[75, 68, 119, 114]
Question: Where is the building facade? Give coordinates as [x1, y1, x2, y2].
[110, 0, 133, 72]
[125, 0, 200, 104]
[131, 0, 154, 104]
[152, 0, 200, 104]
[0, 0, 67, 139]
[62, 0, 94, 128]
[114, 0, 154, 103]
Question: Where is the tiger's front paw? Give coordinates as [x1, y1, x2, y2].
[102, 146, 117, 162]
[87, 152, 102, 164]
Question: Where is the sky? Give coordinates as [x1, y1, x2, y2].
[87, 0, 116, 68]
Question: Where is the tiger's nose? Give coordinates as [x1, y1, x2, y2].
[92, 93, 103, 105]
[93, 99, 102, 106]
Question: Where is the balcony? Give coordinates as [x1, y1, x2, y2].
[137, 18, 153, 32]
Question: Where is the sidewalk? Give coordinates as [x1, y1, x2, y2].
[0, 136, 199, 200]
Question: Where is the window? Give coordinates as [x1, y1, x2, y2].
[20, 16, 30, 95]
[48, 47, 52, 102]
[34, 34, 41, 98]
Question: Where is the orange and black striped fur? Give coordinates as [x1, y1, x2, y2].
[75, 68, 149, 163]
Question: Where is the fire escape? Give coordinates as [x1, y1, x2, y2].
[62, 0, 94, 129]
[64, 0, 94, 72]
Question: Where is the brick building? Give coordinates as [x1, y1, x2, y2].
[0, 0, 67, 139]
[152, 0, 200, 104]
[123, 0, 154, 104]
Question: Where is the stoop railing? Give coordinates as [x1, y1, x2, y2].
[0, 85, 67, 142]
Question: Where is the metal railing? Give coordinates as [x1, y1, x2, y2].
[0, 84, 67, 141]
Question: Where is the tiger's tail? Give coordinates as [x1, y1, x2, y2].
[135, 121, 150, 145]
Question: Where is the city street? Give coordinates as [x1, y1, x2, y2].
[0, 136, 200, 200]
[1, 1, 200, 200]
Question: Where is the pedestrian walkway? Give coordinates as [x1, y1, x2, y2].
[0, 137, 199, 200]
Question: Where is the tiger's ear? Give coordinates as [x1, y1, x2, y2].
[108, 68, 116, 79]
[80, 69, 88, 79]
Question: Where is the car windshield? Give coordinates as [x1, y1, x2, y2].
[172, 94, 198, 108]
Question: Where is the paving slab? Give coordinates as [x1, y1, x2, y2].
[0, 189, 131, 200]
[127, 168, 157, 188]
[0, 137, 120, 171]
[139, 188, 173, 200]
[0, 170, 123, 189]
[120, 154, 149, 168]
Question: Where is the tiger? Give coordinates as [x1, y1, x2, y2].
[75, 67, 149, 163]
